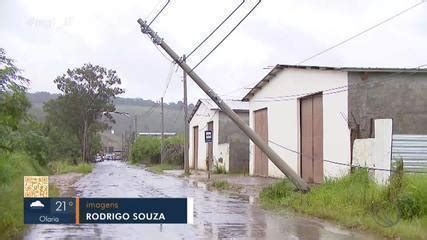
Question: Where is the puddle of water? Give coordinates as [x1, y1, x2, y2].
[25, 161, 378, 240]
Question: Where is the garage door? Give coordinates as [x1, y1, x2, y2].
[300, 93, 323, 183]
[254, 108, 268, 176]
[193, 126, 198, 169]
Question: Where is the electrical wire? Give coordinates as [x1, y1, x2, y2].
[268, 140, 427, 174]
[191, 0, 262, 71]
[247, 64, 427, 102]
[217, 1, 426, 98]
[148, 0, 171, 27]
[162, 61, 176, 98]
[296, 0, 426, 65]
[155, 44, 174, 63]
[145, 0, 165, 21]
[186, 0, 246, 59]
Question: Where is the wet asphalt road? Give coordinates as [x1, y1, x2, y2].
[25, 161, 376, 240]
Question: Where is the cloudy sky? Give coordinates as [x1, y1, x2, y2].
[1, 0, 426, 103]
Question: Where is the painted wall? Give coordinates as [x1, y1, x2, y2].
[348, 72, 427, 138]
[248, 68, 351, 178]
[189, 103, 219, 170]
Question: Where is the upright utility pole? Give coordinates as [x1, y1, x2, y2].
[160, 97, 164, 164]
[183, 55, 190, 174]
[134, 115, 138, 142]
[121, 132, 124, 160]
[82, 118, 87, 162]
[137, 19, 309, 191]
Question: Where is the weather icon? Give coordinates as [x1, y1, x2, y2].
[30, 200, 45, 209]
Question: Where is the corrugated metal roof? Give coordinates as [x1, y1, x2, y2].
[242, 64, 427, 101]
[189, 99, 249, 122]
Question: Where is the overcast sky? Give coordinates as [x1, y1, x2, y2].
[1, 0, 426, 103]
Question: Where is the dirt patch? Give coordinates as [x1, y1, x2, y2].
[49, 173, 84, 197]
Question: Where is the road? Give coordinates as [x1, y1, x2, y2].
[25, 161, 376, 239]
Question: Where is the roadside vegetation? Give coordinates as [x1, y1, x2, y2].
[130, 135, 184, 173]
[213, 162, 227, 174]
[210, 179, 242, 191]
[260, 166, 427, 239]
[0, 48, 122, 238]
[48, 161, 93, 174]
[211, 180, 231, 190]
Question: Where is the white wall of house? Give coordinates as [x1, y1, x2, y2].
[248, 68, 351, 179]
[189, 103, 219, 170]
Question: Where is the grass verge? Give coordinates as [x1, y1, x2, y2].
[0, 154, 91, 239]
[259, 169, 427, 239]
[0, 152, 47, 239]
[146, 163, 181, 174]
[48, 161, 93, 174]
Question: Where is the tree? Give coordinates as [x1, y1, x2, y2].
[44, 63, 124, 162]
[0, 48, 31, 151]
[0, 48, 28, 92]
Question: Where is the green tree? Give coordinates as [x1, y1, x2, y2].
[0, 48, 31, 151]
[44, 63, 124, 162]
[0, 48, 29, 92]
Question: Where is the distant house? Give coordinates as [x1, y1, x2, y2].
[189, 99, 249, 173]
[138, 132, 177, 137]
[101, 131, 122, 153]
[243, 64, 427, 183]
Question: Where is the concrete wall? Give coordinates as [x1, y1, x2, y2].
[218, 111, 249, 173]
[189, 103, 219, 170]
[217, 143, 230, 171]
[352, 119, 393, 184]
[248, 68, 351, 178]
[348, 72, 427, 138]
[189, 104, 249, 173]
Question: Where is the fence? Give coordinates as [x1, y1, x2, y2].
[392, 134, 427, 172]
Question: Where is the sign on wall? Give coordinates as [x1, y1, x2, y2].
[205, 130, 213, 143]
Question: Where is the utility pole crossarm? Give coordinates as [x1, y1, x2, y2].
[137, 19, 309, 192]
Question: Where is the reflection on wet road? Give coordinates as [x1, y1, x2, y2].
[25, 161, 376, 239]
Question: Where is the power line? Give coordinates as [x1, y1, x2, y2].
[217, 1, 426, 98]
[296, 0, 426, 65]
[186, 0, 246, 59]
[145, 0, 165, 20]
[247, 64, 427, 102]
[268, 140, 427, 174]
[155, 44, 174, 62]
[191, 0, 262, 71]
[162, 61, 176, 98]
[147, 0, 171, 27]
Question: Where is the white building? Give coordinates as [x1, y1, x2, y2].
[242, 65, 351, 182]
[189, 99, 249, 173]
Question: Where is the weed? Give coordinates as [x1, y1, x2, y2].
[213, 162, 227, 174]
[211, 180, 231, 190]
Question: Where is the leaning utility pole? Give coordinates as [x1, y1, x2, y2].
[160, 97, 165, 164]
[183, 55, 190, 174]
[137, 19, 309, 191]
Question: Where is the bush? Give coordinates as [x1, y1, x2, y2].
[131, 135, 184, 166]
[130, 136, 161, 164]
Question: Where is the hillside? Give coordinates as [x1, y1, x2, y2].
[27, 92, 195, 136]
